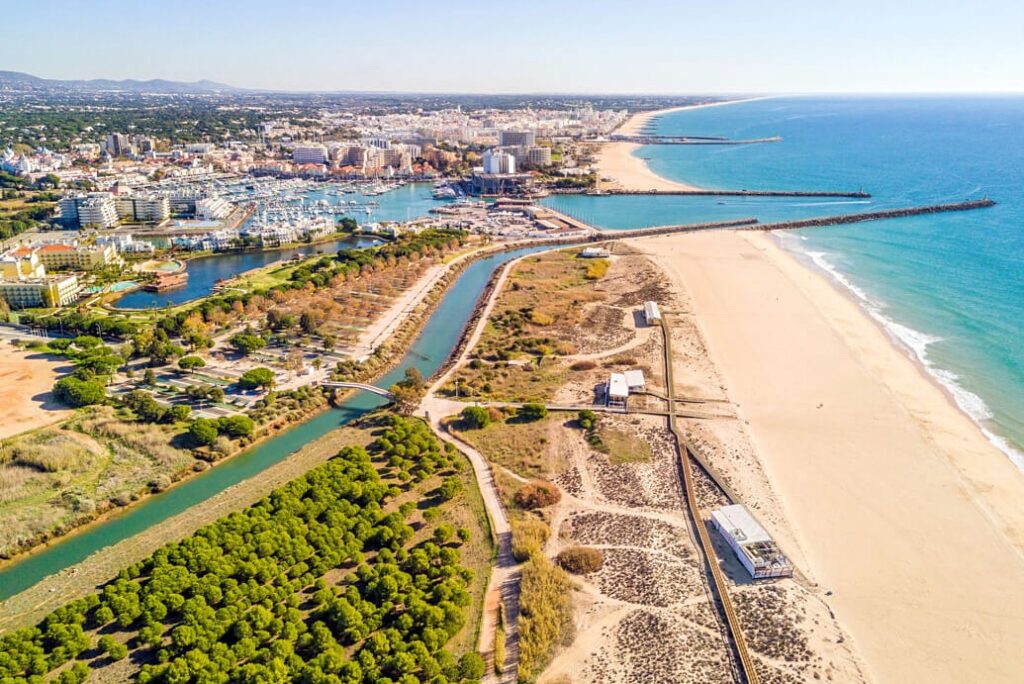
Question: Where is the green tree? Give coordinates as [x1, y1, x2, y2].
[188, 418, 219, 446]
[53, 377, 106, 407]
[460, 406, 490, 430]
[178, 356, 206, 374]
[230, 333, 266, 356]
[217, 415, 254, 439]
[239, 367, 275, 390]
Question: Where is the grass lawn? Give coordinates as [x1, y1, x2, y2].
[590, 424, 652, 464]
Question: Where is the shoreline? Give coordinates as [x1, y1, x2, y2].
[773, 230, 1024, 469]
[594, 97, 773, 191]
[634, 230, 1024, 683]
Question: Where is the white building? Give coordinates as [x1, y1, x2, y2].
[710, 504, 792, 579]
[114, 194, 170, 224]
[96, 233, 156, 254]
[624, 369, 646, 393]
[643, 300, 661, 326]
[483, 149, 516, 175]
[292, 145, 329, 165]
[606, 372, 629, 408]
[68, 193, 119, 229]
[195, 196, 234, 221]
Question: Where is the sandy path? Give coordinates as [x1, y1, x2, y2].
[632, 231, 1024, 684]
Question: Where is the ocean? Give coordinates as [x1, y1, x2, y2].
[543, 96, 1024, 467]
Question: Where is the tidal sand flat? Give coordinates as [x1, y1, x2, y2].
[634, 231, 1024, 684]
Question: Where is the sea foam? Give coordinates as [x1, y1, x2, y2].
[785, 235, 1024, 471]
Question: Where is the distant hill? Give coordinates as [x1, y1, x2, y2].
[0, 70, 240, 94]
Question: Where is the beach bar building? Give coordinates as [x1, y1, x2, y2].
[606, 372, 629, 408]
[624, 369, 646, 393]
[711, 504, 793, 579]
[644, 300, 661, 326]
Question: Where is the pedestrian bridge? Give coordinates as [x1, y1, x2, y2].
[319, 381, 395, 400]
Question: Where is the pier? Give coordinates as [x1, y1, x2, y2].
[607, 134, 782, 145]
[742, 198, 996, 231]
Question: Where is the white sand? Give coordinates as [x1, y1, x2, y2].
[594, 99, 772, 192]
[633, 231, 1024, 684]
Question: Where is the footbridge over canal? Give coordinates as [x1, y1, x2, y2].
[318, 381, 395, 400]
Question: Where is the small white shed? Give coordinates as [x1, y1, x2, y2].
[606, 372, 629, 407]
[624, 369, 646, 393]
[643, 301, 661, 326]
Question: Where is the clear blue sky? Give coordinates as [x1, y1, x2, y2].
[3, 0, 1023, 93]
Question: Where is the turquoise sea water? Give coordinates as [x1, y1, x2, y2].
[545, 97, 1024, 466]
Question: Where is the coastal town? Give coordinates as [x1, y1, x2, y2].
[2, 13, 1024, 684]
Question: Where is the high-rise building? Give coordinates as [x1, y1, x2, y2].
[292, 145, 329, 165]
[105, 133, 133, 157]
[499, 130, 536, 147]
[58, 193, 119, 228]
[527, 146, 553, 167]
[483, 149, 516, 175]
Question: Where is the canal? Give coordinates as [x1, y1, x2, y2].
[0, 245, 549, 602]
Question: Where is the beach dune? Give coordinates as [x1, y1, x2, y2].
[633, 231, 1024, 684]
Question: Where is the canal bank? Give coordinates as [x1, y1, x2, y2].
[0, 244, 550, 615]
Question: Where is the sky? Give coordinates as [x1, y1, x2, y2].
[2, 0, 1023, 94]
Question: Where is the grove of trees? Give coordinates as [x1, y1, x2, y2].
[0, 415, 484, 684]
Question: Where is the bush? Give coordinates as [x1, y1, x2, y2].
[556, 546, 604, 574]
[511, 517, 550, 562]
[458, 652, 486, 680]
[514, 480, 561, 510]
[188, 418, 219, 446]
[460, 406, 490, 430]
[584, 258, 610, 280]
[517, 555, 574, 682]
[217, 415, 254, 439]
[53, 377, 106, 407]
[576, 409, 597, 431]
[438, 475, 463, 501]
[518, 403, 548, 422]
[569, 360, 596, 371]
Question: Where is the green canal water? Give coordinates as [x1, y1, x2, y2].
[0, 245, 548, 602]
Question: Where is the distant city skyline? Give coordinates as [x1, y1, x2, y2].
[3, 0, 1024, 94]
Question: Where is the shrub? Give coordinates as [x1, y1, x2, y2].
[438, 476, 463, 501]
[556, 546, 604, 574]
[529, 310, 554, 326]
[511, 517, 550, 562]
[460, 406, 490, 430]
[584, 258, 610, 280]
[517, 555, 574, 682]
[514, 480, 561, 510]
[517, 403, 548, 422]
[569, 360, 596, 371]
[217, 415, 254, 439]
[458, 652, 486, 680]
[577, 409, 597, 431]
[188, 418, 219, 446]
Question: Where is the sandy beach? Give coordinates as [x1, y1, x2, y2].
[633, 231, 1024, 683]
[594, 99, 770, 192]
